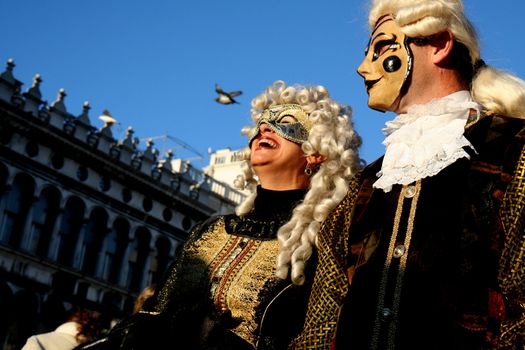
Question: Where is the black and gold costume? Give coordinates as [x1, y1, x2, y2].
[291, 114, 525, 349]
[80, 187, 313, 350]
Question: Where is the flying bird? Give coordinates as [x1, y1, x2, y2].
[215, 83, 242, 105]
[99, 109, 118, 127]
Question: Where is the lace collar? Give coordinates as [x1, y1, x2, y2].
[374, 91, 480, 192]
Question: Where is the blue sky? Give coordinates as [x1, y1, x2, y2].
[2, 1, 524, 167]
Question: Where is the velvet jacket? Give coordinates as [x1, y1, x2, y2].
[290, 114, 525, 350]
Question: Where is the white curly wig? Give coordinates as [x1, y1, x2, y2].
[367, 0, 525, 119]
[233, 80, 363, 285]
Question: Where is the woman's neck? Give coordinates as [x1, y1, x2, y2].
[252, 186, 306, 219]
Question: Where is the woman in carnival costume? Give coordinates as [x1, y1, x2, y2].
[77, 79, 362, 350]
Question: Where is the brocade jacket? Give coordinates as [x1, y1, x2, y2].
[78, 187, 313, 350]
[290, 114, 525, 350]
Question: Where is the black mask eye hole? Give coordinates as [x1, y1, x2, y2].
[277, 115, 298, 124]
[372, 38, 398, 60]
[383, 56, 401, 72]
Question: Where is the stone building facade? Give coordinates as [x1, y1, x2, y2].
[0, 58, 245, 349]
[203, 147, 248, 189]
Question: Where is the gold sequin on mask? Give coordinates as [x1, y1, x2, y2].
[248, 104, 312, 146]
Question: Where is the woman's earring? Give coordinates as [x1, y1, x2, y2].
[304, 166, 313, 176]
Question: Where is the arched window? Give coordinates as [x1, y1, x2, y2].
[56, 197, 85, 267]
[102, 218, 130, 284]
[127, 227, 151, 292]
[1, 173, 35, 248]
[80, 207, 108, 277]
[0, 162, 8, 198]
[151, 236, 172, 284]
[28, 186, 61, 257]
[0, 162, 9, 241]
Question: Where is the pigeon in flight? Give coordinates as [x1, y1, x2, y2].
[99, 109, 118, 126]
[215, 83, 242, 105]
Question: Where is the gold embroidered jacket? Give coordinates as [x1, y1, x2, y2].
[151, 187, 313, 350]
[74, 188, 312, 350]
[291, 114, 525, 350]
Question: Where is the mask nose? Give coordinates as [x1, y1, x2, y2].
[249, 122, 273, 147]
[357, 57, 369, 78]
[259, 122, 274, 135]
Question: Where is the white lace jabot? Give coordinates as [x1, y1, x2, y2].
[373, 91, 481, 192]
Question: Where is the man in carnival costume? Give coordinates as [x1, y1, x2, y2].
[284, 0, 525, 349]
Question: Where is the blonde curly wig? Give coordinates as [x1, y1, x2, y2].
[234, 80, 363, 285]
[367, 0, 525, 118]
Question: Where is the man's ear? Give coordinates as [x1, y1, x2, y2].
[432, 30, 454, 65]
[306, 154, 327, 166]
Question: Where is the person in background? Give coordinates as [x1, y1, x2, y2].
[75, 79, 362, 350]
[21, 307, 100, 350]
[291, 0, 525, 349]
[133, 284, 156, 314]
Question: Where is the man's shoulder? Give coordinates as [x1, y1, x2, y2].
[467, 113, 525, 137]
[466, 113, 525, 158]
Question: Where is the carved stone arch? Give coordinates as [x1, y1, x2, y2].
[0, 160, 8, 196]
[3, 163, 19, 185]
[31, 176, 55, 198]
[151, 235, 172, 284]
[102, 216, 131, 285]
[0, 161, 11, 244]
[27, 185, 61, 257]
[56, 196, 86, 266]
[1, 172, 35, 247]
[127, 226, 152, 292]
[80, 206, 109, 277]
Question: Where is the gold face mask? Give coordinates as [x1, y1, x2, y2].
[248, 104, 312, 146]
[357, 15, 412, 112]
